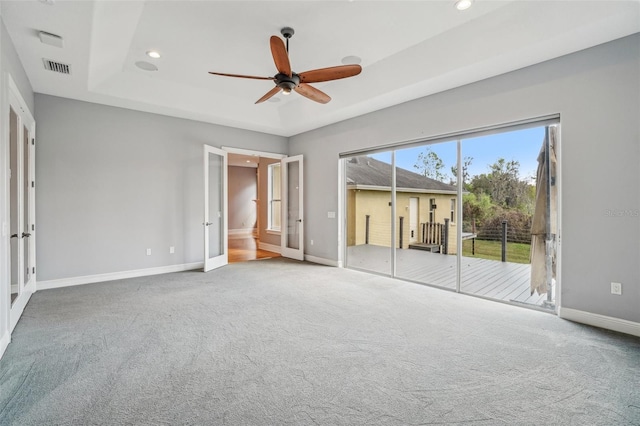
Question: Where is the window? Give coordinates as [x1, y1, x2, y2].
[450, 198, 456, 223]
[267, 163, 281, 231]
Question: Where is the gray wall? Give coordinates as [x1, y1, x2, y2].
[228, 166, 257, 231]
[34, 94, 287, 281]
[1, 20, 34, 113]
[289, 34, 640, 324]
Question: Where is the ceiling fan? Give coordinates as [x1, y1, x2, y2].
[208, 27, 362, 104]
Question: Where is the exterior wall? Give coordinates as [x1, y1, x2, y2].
[347, 189, 356, 246]
[395, 192, 458, 254]
[350, 189, 457, 254]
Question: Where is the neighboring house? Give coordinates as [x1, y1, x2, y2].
[346, 156, 459, 254]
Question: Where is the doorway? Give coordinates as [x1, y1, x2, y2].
[223, 148, 289, 263]
[227, 152, 278, 263]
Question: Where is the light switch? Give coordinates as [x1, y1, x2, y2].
[327, 211, 336, 219]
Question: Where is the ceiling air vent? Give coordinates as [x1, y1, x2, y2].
[43, 59, 71, 75]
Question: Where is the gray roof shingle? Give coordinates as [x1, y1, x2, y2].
[346, 156, 457, 192]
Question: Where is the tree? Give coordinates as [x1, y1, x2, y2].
[462, 192, 493, 231]
[451, 156, 473, 188]
[469, 158, 531, 210]
[413, 147, 447, 182]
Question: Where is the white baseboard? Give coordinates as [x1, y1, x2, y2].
[36, 262, 204, 291]
[558, 307, 640, 337]
[304, 255, 339, 267]
[0, 331, 10, 360]
[258, 242, 281, 254]
[228, 228, 256, 238]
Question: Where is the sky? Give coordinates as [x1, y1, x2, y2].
[371, 126, 545, 183]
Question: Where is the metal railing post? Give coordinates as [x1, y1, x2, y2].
[501, 220, 508, 262]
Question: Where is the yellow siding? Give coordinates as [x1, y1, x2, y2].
[347, 189, 356, 246]
[348, 189, 458, 254]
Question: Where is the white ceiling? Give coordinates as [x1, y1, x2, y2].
[2, 0, 639, 137]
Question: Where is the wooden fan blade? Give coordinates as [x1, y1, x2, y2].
[270, 36, 291, 77]
[299, 65, 362, 83]
[294, 83, 331, 104]
[209, 72, 274, 81]
[255, 86, 282, 104]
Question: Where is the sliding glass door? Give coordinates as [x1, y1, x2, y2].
[344, 120, 559, 311]
[345, 152, 393, 276]
[460, 125, 558, 308]
[394, 142, 458, 289]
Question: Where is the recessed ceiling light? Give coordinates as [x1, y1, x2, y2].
[341, 55, 361, 65]
[135, 61, 158, 71]
[454, 0, 473, 11]
[146, 50, 161, 59]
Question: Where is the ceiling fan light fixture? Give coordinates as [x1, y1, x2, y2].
[454, 0, 473, 10]
[209, 28, 361, 104]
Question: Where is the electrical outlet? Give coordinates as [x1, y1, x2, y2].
[169, 246, 175, 254]
[310, 239, 314, 245]
[146, 248, 151, 256]
[611, 282, 622, 295]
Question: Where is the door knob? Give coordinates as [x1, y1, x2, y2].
[10, 234, 18, 239]
[22, 232, 31, 238]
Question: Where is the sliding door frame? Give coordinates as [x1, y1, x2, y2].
[340, 115, 561, 312]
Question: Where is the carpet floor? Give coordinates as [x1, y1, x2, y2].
[1, 258, 639, 425]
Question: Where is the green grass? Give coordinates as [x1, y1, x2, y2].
[462, 239, 531, 264]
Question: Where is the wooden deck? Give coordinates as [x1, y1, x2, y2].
[346, 244, 551, 308]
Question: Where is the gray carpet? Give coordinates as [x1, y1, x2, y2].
[1, 258, 639, 425]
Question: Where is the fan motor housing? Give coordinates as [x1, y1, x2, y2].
[275, 73, 300, 91]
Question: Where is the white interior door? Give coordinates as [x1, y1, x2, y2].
[281, 155, 304, 261]
[204, 145, 228, 272]
[8, 80, 36, 332]
[409, 197, 418, 243]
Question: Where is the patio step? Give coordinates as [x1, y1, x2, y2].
[408, 243, 440, 253]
